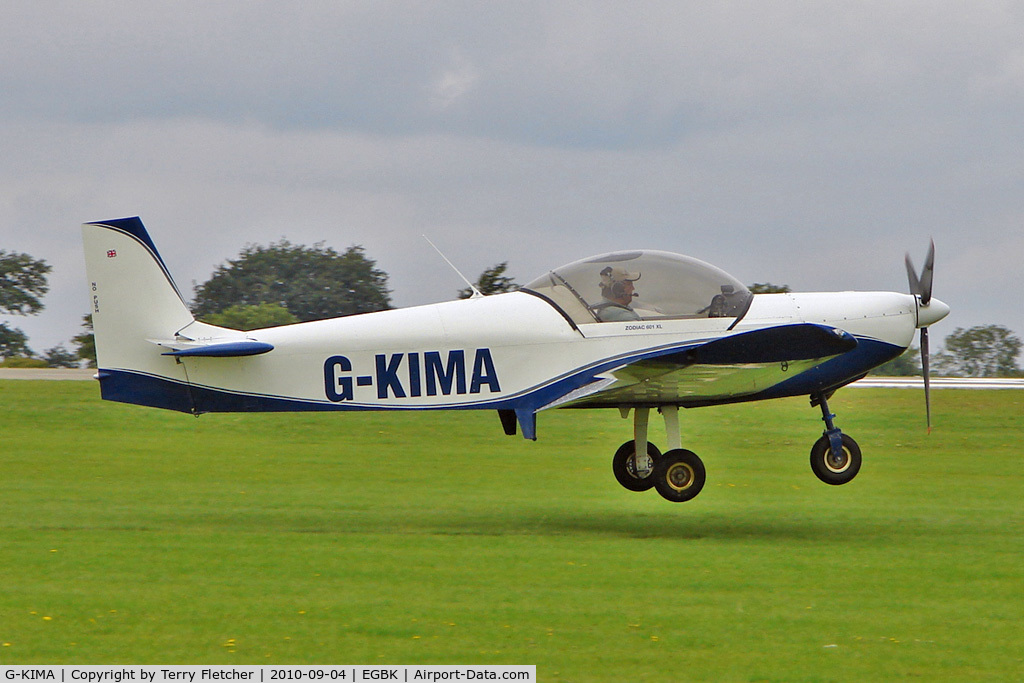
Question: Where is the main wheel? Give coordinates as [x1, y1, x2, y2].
[810, 433, 862, 485]
[653, 449, 706, 502]
[612, 440, 661, 491]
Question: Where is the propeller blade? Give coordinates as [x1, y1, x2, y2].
[919, 239, 935, 306]
[921, 327, 931, 433]
[905, 253, 921, 296]
[907, 241, 938, 431]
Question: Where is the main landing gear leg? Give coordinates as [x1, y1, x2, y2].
[634, 406, 651, 470]
[653, 405, 706, 503]
[662, 405, 681, 451]
[612, 407, 660, 491]
[611, 406, 707, 502]
[809, 393, 862, 485]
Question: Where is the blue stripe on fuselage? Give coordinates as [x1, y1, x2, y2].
[744, 336, 905, 401]
[95, 335, 905, 417]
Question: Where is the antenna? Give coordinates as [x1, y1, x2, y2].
[422, 235, 483, 299]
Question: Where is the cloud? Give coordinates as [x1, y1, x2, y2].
[429, 51, 481, 111]
[1, 1, 1023, 352]
[4, 3, 1018, 145]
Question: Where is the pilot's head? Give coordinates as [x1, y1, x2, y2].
[600, 266, 641, 306]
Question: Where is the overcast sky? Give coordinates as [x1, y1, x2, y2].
[3, 1, 1022, 355]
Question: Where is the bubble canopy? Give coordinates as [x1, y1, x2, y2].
[523, 250, 753, 325]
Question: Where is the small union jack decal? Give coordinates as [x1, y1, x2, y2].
[107, 250, 117, 258]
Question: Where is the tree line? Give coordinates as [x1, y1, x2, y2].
[0, 249, 78, 367]
[1, 245, 1020, 377]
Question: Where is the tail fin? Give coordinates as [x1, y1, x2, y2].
[83, 217, 195, 364]
[82, 217, 201, 409]
[83, 217, 270, 413]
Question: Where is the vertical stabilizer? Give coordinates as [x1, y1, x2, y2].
[82, 217, 196, 396]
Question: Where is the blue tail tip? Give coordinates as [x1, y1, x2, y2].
[88, 216, 160, 260]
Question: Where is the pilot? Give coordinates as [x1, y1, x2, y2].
[593, 265, 642, 322]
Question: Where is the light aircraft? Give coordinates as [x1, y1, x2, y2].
[82, 217, 949, 503]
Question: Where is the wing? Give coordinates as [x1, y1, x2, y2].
[548, 323, 857, 409]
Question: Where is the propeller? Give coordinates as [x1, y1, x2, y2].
[905, 240, 939, 432]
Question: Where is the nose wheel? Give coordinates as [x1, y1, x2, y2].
[809, 393, 862, 485]
[810, 433, 861, 485]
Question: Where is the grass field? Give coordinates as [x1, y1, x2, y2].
[1, 380, 1021, 680]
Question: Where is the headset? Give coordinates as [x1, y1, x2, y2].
[600, 266, 633, 299]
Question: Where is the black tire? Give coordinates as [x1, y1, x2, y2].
[653, 449, 706, 502]
[810, 433, 862, 485]
[612, 440, 661, 491]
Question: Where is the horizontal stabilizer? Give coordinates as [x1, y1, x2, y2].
[160, 340, 275, 358]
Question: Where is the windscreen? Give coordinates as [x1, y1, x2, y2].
[523, 250, 752, 325]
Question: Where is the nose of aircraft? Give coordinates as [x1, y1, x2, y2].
[917, 297, 950, 328]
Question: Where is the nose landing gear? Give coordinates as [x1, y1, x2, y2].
[809, 393, 862, 485]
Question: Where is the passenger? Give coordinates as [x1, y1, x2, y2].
[593, 266, 642, 322]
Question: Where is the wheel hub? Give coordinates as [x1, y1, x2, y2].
[666, 462, 695, 491]
[826, 449, 851, 473]
[629, 453, 654, 478]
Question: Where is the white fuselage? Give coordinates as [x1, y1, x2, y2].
[138, 289, 920, 412]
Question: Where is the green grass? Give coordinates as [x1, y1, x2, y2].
[1, 381, 1022, 680]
